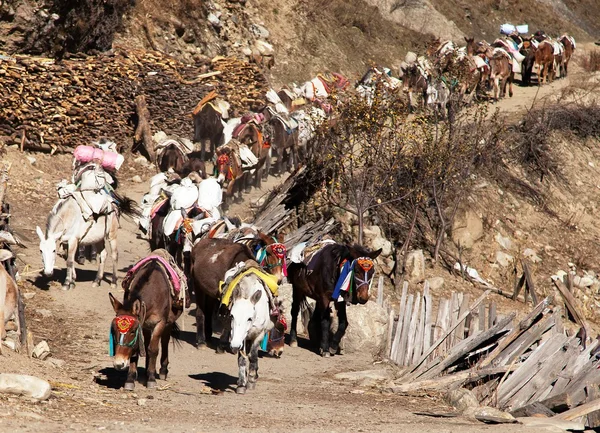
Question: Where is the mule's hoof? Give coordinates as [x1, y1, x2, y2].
[195, 341, 207, 350]
[123, 382, 135, 391]
[146, 380, 157, 389]
[159, 372, 168, 380]
[236, 386, 247, 394]
[90, 259, 97, 265]
[247, 381, 256, 390]
[92, 280, 100, 288]
[329, 347, 338, 356]
[216, 345, 226, 354]
[319, 348, 331, 358]
[289, 340, 298, 348]
[110, 283, 117, 289]
[62, 283, 74, 291]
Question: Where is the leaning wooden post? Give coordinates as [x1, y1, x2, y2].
[134, 95, 156, 163]
[0, 163, 10, 209]
[377, 276, 384, 306]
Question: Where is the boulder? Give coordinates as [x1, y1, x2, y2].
[0, 374, 52, 401]
[451, 209, 483, 248]
[363, 225, 393, 257]
[495, 251, 514, 267]
[523, 248, 542, 263]
[446, 388, 479, 413]
[278, 283, 312, 336]
[428, 276, 445, 291]
[464, 406, 516, 423]
[405, 249, 425, 284]
[343, 301, 389, 355]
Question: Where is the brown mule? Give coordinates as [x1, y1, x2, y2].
[108, 254, 183, 391]
[534, 40, 555, 85]
[236, 122, 271, 189]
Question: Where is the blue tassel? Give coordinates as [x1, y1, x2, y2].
[260, 333, 268, 351]
[109, 330, 115, 357]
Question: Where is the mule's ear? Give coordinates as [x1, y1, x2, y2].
[0, 249, 14, 262]
[277, 233, 285, 243]
[250, 290, 262, 305]
[36, 226, 45, 241]
[257, 230, 272, 246]
[132, 299, 141, 316]
[108, 293, 123, 313]
[368, 248, 382, 260]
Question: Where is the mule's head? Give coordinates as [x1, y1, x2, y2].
[108, 293, 145, 371]
[257, 232, 287, 284]
[229, 277, 265, 353]
[36, 226, 60, 277]
[215, 149, 232, 185]
[348, 246, 382, 304]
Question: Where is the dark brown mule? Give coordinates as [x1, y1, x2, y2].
[560, 35, 575, 77]
[108, 255, 183, 391]
[236, 122, 271, 189]
[193, 103, 225, 161]
[518, 37, 537, 86]
[157, 144, 187, 174]
[215, 143, 246, 206]
[534, 40, 555, 85]
[177, 151, 207, 179]
[261, 108, 299, 175]
[189, 237, 286, 350]
[287, 243, 381, 357]
[401, 64, 428, 111]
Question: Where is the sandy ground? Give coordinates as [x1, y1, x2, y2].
[1, 55, 595, 432]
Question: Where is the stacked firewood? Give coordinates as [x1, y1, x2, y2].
[0, 47, 268, 153]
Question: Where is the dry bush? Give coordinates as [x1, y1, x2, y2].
[582, 50, 600, 72]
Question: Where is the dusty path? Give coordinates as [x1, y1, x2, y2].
[0, 66, 583, 431]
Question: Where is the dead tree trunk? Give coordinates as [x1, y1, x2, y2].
[134, 95, 156, 163]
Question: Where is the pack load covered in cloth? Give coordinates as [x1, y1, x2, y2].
[121, 249, 188, 305]
[219, 260, 279, 310]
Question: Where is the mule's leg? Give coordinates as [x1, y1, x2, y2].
[92, 241, 107, 287]
[330, 302, 347, 356]
[247, 337, 260, 390]
[123, 355, 138, 391]
[64, 238, 78, 290]
[508, 73, 514, 98]
[109, 236, 118, 289]
[76, 244, 86, 265]
[195, 294, 208, 348]
[236, 347, 249, 394]
[146, 322, 165, 389]
[159, 326, 171, 380]
[289, 293, 301, 347]
[217, 313, 231, 354]
[318, 303, 331, 357]
[90, 244, 97, 264]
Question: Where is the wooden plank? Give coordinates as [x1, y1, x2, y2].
[479, 302, 486, 331]
[508, 337, 579, 410]
[468, 308, 480, 337]
[396, 293, 414, 366]
[585, 385, 600, 428]
[553, 277, 591, 342]
[416, 312, 515, 381]
[497, 334, 570, 408]
[441, 298, 452, 356]
[432, 298, 447, 360]
[390, 365, 516, 393]
[539, 392, 578, 413]
[513, 273, 526, 301]
[404, 292, 421, 366]
[510, 401, 556, 418]
[385, 308, 395, 359]
[412, 292, 426, 365]
[455, 293, 470, 342]
[495, 311, 558, 366]
[423, 283, 433, 354]
[377, 276, 384, 307]
[477, 296, 551, 369]
[448, 292, 459, 350]
[473, 378, 499, 405]
[489, 301, 497, 328]
[548, 339, 599, 398]
[554, 398, 600, 421]
[390, 282, 408, 362]
[407, 289, 491, 375]
[523, 261, 538, 305]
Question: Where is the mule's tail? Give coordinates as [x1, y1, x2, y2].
[170, 321, 184, 349]
[112, 191, 142, 219]
[300, 298, 313, 334]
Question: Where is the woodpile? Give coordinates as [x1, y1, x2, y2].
[387, 287, 600, 429]
[0, 47, 268, 153]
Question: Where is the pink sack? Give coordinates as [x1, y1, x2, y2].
[73, 145, 123, 171]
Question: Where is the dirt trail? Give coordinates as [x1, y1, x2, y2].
[0, 70, 581, 432]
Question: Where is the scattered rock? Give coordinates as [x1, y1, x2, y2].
[207, 12, 221, 29]
[22, 292, 35, 300]
[428, 277, 445, 291]
[35, 309, 52, 318]
[334, 369, 393, 382]
[32, 341, 51, 360]
[131, 175, 143, 183]
[523, 248, 542, 263]
[250, 23, 269, 38]
[26, 156, 36, 165]
[405, 249, 425, 284]
[339, 301, 389, 355]
[47, 358, 65, 368]
[465, 406, 516, 423]
[0, 374, 52, 401]
[446, 388, 479, 413]
[495, 251, 514, 267]
[451, 209, 483, 248]
[137, 398, 147, 406]
[495, 233, 513, 250]
[134, 156, 150, 166]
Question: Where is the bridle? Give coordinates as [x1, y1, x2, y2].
[257, 242, 287, 277]
[109, 314, 143, 356]
[353, 257, 375, 292]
